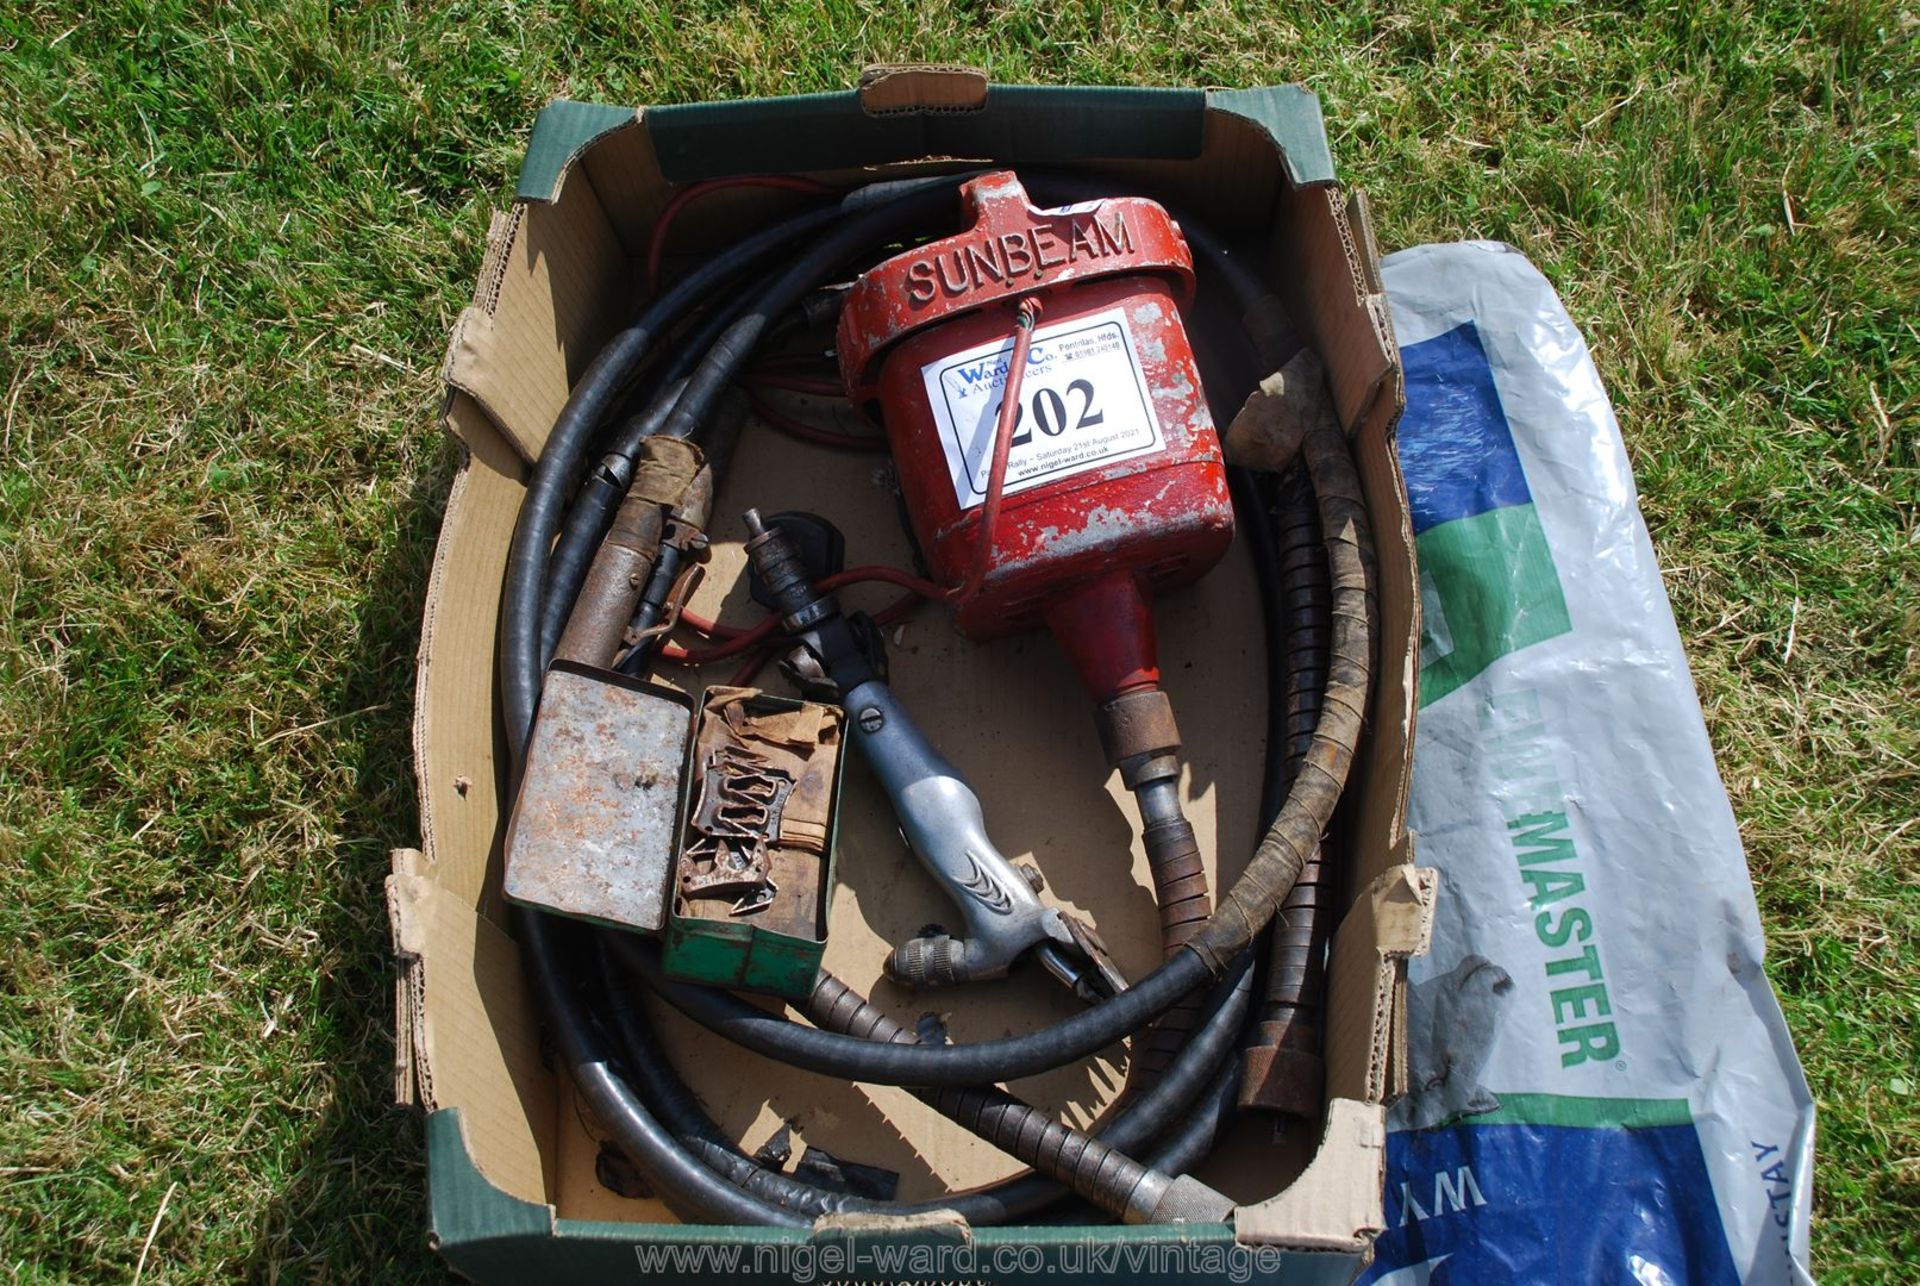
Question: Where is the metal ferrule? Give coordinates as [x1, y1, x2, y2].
[554, 495, 666, 667]
[1135, 777, 1184, 829]
[1123, 1172, 1236, 1225]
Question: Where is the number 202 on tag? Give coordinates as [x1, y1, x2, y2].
[921, 306, 1166, 511]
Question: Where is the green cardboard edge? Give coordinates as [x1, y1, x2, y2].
[643, 84, 1204, 183]
[515, 99, 639, 204]
[427, 1107, 1362, 1282]
[426, 1108, 551, 1249]
[1206, 84, 1337, 188]
[515, 83, 1336, 203]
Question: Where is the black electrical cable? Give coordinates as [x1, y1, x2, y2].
[597, 941, 1256, 1223]
[500, 172, 1371, 1225]
[1146, 1055, 1245, 1177]
[650, 183, 966, 447]
[503, 174, 971, 741]
[503, 206, 835, 743]
[1234, 468, 1296, 830]
[515, 911, 808, 1225]
[538, 300, 757, 666]
[622, 936, 1212, 1088]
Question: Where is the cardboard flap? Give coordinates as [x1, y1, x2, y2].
[442, 179, 628, 463]
[1279, 185, 1418, 904]
[390, 849, 427, 1109]
[1232, 1098, 1386, 1250]
[1289, 185, 1396, 437]
[1347, 380, 1419, 897]
[1204, 85, 1338, 188]
[414, 396, 523, 915]
[642, 85, 1206, 182]
[517, 100, 644, 204]
[858, 64, 990, 115]
[388, 849, 557, 1206]
[1326, 859, 1438, 1107]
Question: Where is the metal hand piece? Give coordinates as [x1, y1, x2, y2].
[845, 678, 1126, 1002]
[740, 508, 1125, 1002]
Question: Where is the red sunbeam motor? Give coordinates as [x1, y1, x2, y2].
[837, 171, 1235, 711]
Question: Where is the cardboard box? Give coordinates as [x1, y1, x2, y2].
[388, 67, 1431, 1283]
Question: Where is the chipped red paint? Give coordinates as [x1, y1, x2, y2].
[837, 172, 1234, 703]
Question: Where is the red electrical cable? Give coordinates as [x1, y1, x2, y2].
[746, 370, 846, 397]
[830, 564, 949, 601]
[667, 567, 947, 667]
[714, 580, 930, 684]
[675, 607, 741, 640]
[749, 396, 890, 453]
[878, 594, 924, 626]
[672, 614, 782, 664]
[951, 296, 1042, 604]
[728, 650, 771, 688]
[646, 175, 833, 294]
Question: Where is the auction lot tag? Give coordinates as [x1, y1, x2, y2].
[921, 306, 1164, 510]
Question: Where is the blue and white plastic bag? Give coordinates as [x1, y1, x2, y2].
[1360, 243, 1816, 1285]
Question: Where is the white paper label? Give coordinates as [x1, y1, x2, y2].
[920, 306, 1164, 510]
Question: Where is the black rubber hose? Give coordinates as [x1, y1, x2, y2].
[621, 934, 1213, 1088]
[649, 184, 966, 445]
[593, 356, 1279, 1215]
[594, 452, 1279, 1211]
[1042, 1054, 1247, 1228]
[538, 379, 684, 669]
[502, 177, 986, 1229]
[1262, 463, 1335, 1034]
[1145, 1057, 1243, 1177]
[503, 174, 969, 746]
[1223, 464, 1337, 1117]
[1130, 781, 1215, 1084]
[794, 963, 1245, 1221]
[588, 419, 1273, 1221]
[500, 204, 842, 747]
[1186, 420, 1374, 970]
[514, 911, 807, 1226]
[600, 935, 1254, 1222]
[1232, 469, 1294, 834]
[602, 419, 1372, 1088]
[602, 304, 755, 472]
[538, 293, 757, 665]
[523, 261, 1371, 1091]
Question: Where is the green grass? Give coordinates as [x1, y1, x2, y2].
[0, 1, 1912, 1280]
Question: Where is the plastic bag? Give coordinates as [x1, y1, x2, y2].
[1360, 242, 1816, 1286]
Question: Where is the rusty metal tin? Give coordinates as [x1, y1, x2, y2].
[502, 660, 694, 933]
